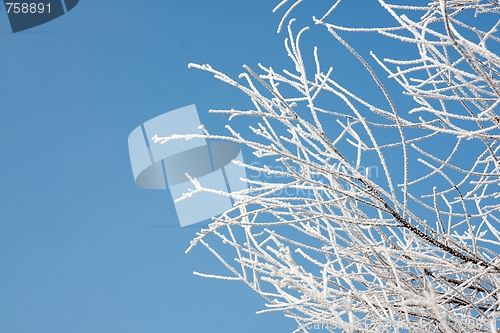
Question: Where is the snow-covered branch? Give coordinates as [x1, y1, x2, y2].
[156, 1, 500, 331]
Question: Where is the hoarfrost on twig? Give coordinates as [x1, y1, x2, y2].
[157, 1, 500, 331]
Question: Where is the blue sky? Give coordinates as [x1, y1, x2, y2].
[0, 1, 323, 332]
[2, 1, 494, 332]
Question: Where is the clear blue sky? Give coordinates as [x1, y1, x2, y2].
[0, 1, 319, 332]
[1, 1, 484, 332]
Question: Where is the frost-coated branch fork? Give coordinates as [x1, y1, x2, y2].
[153, 1, 500, 332]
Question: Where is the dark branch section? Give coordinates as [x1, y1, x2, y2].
[179, 1, 500, 332]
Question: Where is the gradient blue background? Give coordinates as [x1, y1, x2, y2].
[0, 1, 468, 332]
[0, 2, 315, 332]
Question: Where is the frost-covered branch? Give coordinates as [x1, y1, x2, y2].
[154, 1, 500, 331]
